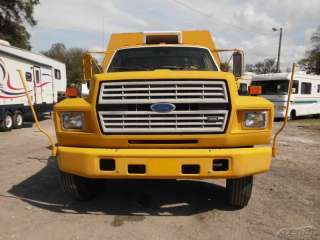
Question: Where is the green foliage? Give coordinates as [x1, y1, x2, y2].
[246, 58, 277, 74]
[220, 61, 231, 72]
[299, 26, 320, 75]
[0, 0, 39, 50]
[42, 43, 86, 86]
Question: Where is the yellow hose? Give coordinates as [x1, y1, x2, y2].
[272, 63, 296, 157]
[18, 70, 57, 157]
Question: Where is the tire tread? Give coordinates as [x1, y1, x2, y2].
[226, 176, 253, 208]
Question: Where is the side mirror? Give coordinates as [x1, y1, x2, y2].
[83, 53, 93, 81]
[233, 51, 243, 78]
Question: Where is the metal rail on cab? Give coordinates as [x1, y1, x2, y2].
[272, 63, 296, 157]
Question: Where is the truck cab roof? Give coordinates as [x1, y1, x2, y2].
[102, 30, 221, 71]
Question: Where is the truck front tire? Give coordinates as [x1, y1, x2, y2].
[226, 176, 253, 208]
[60, 171, 104, 201]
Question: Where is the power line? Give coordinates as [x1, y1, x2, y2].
[170, 0, 270, 36]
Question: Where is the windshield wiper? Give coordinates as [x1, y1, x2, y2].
[155, 66, 201, 70]
[110, 66, 152, 71]
[155, 65, 184, 70]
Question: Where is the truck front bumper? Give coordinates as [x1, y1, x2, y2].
[57, 147, 272, 179]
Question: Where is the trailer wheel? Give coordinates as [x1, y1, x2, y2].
[13, 111, 24, 129]
[0, 111, 14, 131]
[60, 171, 104, 201]
[290, 110, 296, 120]
[226, 176, 253, 208]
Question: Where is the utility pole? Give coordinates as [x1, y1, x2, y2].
[272, 27, 283, 73]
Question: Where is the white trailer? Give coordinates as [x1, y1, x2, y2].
[238, 72, 254, 95]
[251, 72, 320, 119]
[0, 40, 66, 131]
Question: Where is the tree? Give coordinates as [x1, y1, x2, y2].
[299, 26, 320, 74]
[246, 58, 277, 74]
[0, 0, 40, 50]
[42, 43, 86, 86]
[220, 61, 231, 72]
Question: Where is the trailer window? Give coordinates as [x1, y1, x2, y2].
[35, 70, 40, 83]
[0, 64, 4, 82]
[251, 80, 288, 95]
[292, 80, 299, 94]
[317, 84, 320, 93]
[301, 82, 311, 94]
[54, 69, 61, 79]
[238, 83, 248, 95]
[108, 47, 218, 72]
[25, 72, 32, 82]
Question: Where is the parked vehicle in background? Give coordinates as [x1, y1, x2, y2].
[238, 72, 254, 95]
[0, 40, 67, 131]
[80, 83, 90, 97]
[251, 72, 320, 119]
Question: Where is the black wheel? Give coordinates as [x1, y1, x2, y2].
[13, 110, 24, 129]
[290, 110, 296, 120]
[226, 176, 253, 208]
[60, 171, 103, 201]
[0, 111, 14, 131]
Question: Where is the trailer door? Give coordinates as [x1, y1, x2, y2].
[33, 66, 43, 104]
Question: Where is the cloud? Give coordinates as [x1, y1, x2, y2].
[233, 4, 279, 33]
[34, 0, 148, 33]
[30, 0, 318, 70]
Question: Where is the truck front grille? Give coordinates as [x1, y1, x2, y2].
[98, 80, 228, 104]
[97, 80, 230, 134]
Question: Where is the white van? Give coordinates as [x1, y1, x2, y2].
[0, 40, 67, 131]
[251, 72, 320, 119]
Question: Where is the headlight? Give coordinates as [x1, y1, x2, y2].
[243, 111, 267, 129]
[61, 112, 84, 130]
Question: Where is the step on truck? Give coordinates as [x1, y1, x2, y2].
[53, 30, 274, 207]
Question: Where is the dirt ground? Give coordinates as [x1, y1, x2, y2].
[0, 118, 319, 240]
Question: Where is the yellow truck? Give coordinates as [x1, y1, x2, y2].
[53, 30, 274, 207]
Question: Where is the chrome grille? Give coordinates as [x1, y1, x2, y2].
[97, 80, 229, 134]
[98, 80, 228, 104]
[98, 110, 228, 133]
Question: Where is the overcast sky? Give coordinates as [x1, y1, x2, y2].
[29, 0, 319, 70]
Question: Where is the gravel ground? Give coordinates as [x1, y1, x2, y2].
[0, 118, 319, 240]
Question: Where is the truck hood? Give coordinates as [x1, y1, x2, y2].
[95, 70, 235, 81]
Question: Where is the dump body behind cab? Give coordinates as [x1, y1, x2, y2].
[54, 30, 274, 207]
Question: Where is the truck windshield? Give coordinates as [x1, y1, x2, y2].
[251, 80, 289, 95]
[107, 47, 218, 72]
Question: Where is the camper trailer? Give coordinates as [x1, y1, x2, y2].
[0, 40, 66, 131]
[251, 72, 320, 119]
[238, 72, 254, 95]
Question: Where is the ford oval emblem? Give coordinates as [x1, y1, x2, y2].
[150, 103, 176, 113]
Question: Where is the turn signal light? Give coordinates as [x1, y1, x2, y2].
[249, 86, 262, 95]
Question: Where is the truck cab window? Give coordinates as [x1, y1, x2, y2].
[25, 72, 32, 82]
[108, 47, 218, 72]
[54, 69, 61, 79]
